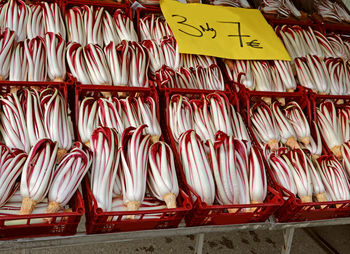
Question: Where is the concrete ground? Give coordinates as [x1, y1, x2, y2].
[1, 223, 350, 254]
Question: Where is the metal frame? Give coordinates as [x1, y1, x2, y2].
[1, 217, 350, 254]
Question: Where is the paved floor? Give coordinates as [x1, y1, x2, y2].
[2, 223, 350, 254]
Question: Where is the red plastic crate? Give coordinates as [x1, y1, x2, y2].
[0, 191, 84, 240]
[75, 84, 193, 234]
[161, 88, 283, 227]
[263, 13, 320, 28]
[83, 177, 191, 234]
[239, 89, 350, 222]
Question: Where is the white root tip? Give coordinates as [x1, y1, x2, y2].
[117, 92, 127, 97]
[31, 86, 41, 91]
[53, 77, 64, 82]
[163, 193, 177, 209]
[286, 137, 300, 150]
[262, 97, 272, 105]
[287, 88, 295, 93]
[20, 197, 37, 215]
[101, 91, 112, 98]
[151, 135, 160, 144]
[57, 148, 68, 163]
[46, 201, 61, 214]
[126, 201, 141, 220]
[268, 139, 279, 152]
[300, 196, 312, 203]
[316, 192, 327, 203]
[249, 201, 260, 212]
[336, 99, 344, 105]
[228, 208, 239, 213]
[10, 86, 20, 94]
[85, 141, 91, 148]
[277, 97, 285, 106]
[331, 145, 343, 160]
[301, 136, 310, 146]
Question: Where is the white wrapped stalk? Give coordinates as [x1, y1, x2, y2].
[284, 102, 311, 145]
[66, 7, 85, 46]
[179, 130, 215, 205]
[83, 44, 112, 86]
[43, 2, 66, 40]
[66, 42, 91, 85]
[0, 28, 15, 80]
[104, 41, 130, 86]
[317, 101, 344, 159]
[249, 146, 267, 204]
[120, 97, 141, 129]
[206, 64, 225, 91]
[325, 58, 348, 95]
[91, 127, 120, 212]
[161, 38, 180, 70]
[148, 141, 179, 208]
[225, 60, 254, 90]
[208, 133, 239, 206]
[129, 42, 149, 87]
[272, 101, 299, 149]
[3, 0, 29, 42]
[139, 15, 172, 43]
[251, 61, 273, 93]
[319, 156, 350, 202]
[0, 145, 27, 207]
[41, 88, 73, 162]
[10, 41, 28, 81]
[20, 139, 58, 214]
[295, 58, 317, 91]
[251, 103, 280, 151]
[304, 121, 322, 160]
[341, 142, 350, 178]
[339, 106, 350, 143]
[120, 125, 150, 213]
[230, 105, 250, 143]
[0, 93, 30, 153]
[47, 142, 92, 213]
[82, 5, 103, 47]
[98, 97, 124, 135]
[25, 36, 47, 82]
[102, 11, 120, 47]
[142, 40, 165, 74]
[45, 33, 66, 82]
[315, 30, 336, 58]
[192, 99, 216, 142]
[235, 139, 250, 206]
[26, 4, 43, 39]
[308, 158, 327, 202]
[268, 150, 297, 195]
[113, 164, 123, 198]
[169, 95, 193, 142]
[78, 97, 99, 146]
[273, 60, 296, 92]
[19, 88, 47, 147]
[306, 55, 330, 94]
[137, 97, 161, 142]
[287, 149, 313, 202]
[114, 9, 138, 42]
[207, 93, 233, 136]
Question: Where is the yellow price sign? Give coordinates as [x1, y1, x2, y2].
[160, 0, 291, 61]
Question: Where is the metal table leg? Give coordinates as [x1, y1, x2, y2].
[282, 228, 295, 254]
[194, 233, 205, 254]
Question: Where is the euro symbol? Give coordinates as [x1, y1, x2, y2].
[247, 39, 262, 49]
